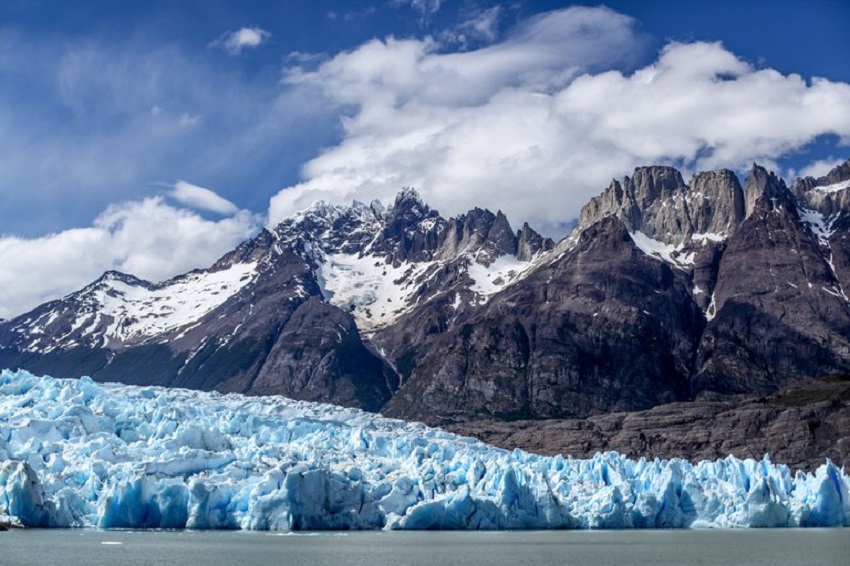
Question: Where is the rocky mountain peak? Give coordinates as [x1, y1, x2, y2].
[369, 199, 386, 220]
[78, 271, 153, 297]
[3, 158, 850, 471]
[96, 270, 148, 285]
[372, 189, 444, 266]
[820, 159, 850, 186]
[213, 228, 277, 270]
[792, 158, 850, 218]
[626, 166, 687, 208]
[743, 164, 792, 217]
[576, 213, 633, 254]
[387, 187, 428, 218]
[438, 207, 516, 266]
[577, 165, 745, 249]
[516, 222, 553, 261]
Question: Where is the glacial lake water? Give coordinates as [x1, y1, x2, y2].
[2, 529, 848, 566]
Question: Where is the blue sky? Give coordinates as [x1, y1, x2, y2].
[1, 0, 849, 318]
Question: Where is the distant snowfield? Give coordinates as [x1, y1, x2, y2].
[14, 261, 258, 351]
[466, 254, 535, 303]
[1, 370, 848, 531]
[318, 252, 437, 330]
[317, 251, 537, 329]
[814, 180, 850, 194]
[91, 262, 259, 341]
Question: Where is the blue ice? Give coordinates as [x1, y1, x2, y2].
[1, 369, 847, 530]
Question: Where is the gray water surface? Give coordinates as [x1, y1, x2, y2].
[2, 529, 848, 566]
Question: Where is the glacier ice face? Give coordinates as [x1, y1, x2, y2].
[1, 369, 848, 530]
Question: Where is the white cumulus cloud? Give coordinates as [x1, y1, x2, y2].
[172, 180, 240, 215]
[0, 198, 261, 319]
[213, 27, 271, 55]
[791, 157, 848, 181]
[269, 7, 850, 235]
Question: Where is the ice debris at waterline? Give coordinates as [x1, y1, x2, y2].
[1, 370, 848, 530]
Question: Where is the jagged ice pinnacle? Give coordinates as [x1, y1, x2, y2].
[1, 370, 848, 530]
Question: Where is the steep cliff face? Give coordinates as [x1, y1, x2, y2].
[380, 214, 702, 423]
[2, 160, 849, 449]
[578, 166, 744, 245]
[693, 184, 850, 396]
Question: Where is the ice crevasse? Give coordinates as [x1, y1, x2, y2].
[0, 369, 848, 530]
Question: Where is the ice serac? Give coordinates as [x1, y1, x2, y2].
[1, 370, 848, 531]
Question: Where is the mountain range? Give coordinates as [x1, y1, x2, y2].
[2, 159, 850, 468]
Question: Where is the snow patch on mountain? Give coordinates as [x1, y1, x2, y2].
[630, 231, 694, 268]
[14, 262, 258, 351]
[96, 263, 258, 341]
[467, 254, 536, 302]
[691, 232, 727, 243]
[798, 207, 837, 245]
[813, 179, 850, 194]
[317, 252, 439, 330]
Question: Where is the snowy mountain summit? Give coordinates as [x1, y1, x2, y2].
[2, 159, 850, 468]
[275, 188, 552, 330]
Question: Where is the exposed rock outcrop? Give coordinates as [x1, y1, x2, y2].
[447, 378, 850, 471]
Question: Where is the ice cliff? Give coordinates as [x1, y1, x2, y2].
[1, 370, 847, 530]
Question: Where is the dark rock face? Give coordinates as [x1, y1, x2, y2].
[381, 215, 703, 423]
[245, 297, 397, 411]
[2, 158, 850, 469]
[689, 169, 745, 235]
[743, 163, 789, 217]
[693, 188, 850, 396]
[439, 208, 516, 265]
[516, 222, 553, 261]
[372, 189, 447, 265]
[447, 378, 850, 472]
[578, 166, 744, 245]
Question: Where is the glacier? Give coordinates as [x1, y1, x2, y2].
[0, 369, 848, 530]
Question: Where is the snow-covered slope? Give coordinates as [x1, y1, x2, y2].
[9, 262, 259, 352]
[1, 370, 847, 530]
[276, 192, 549, 330]
[814, 179, 850, 194]
[318, 252, 440, 330]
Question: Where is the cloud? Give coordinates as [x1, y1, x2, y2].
[0, 198, 261, 319]
[396, 0, 442, 17]
[172, 180, 240, 215]
[270, 8, 850, 235]
[791, 156, 848, 181]
[212, 27, 271, 55]
[0, 29, 338, 238]
[457, 6, 501, 44]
